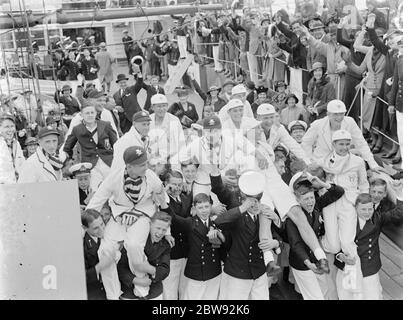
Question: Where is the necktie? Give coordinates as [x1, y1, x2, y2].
[204, 220, 208, 228]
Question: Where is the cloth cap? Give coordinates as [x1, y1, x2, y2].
[151, 94, 168, 105]
[202, 115, 222, 129]
[327, 99, 347, 113]
[133, 110, 151, 123]
[38, 126, 60, 139]
[238, 171, 265, 196]
[226, 99, 244, 111]
[288, 120, 307, 132]
[231, 84, 247, 96]
[25, 137, 38, 146]
[69, 162, 93, 176]
[332, 129, 352, 142]
[257, 103, 276, 116]
[123, 146, 148, 165]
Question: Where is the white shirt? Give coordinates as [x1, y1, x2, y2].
[358, 217, 367, 230]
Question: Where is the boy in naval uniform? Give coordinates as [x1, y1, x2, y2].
[334, 181, 403, 300]
[69, 162, 93, 209]
[87, 146, 169, 298]
[161, 192, 226, 300]
[161, 170, 192, 300]
[211, 170, 283, 300]
[286, 172, 345, 300]
[317, 129, 369, 298]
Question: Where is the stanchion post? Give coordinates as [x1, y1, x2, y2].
[360, 81, 364, 132]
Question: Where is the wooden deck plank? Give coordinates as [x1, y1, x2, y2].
[391, 274, 403, 287]
[383, 290, 393, 300]
[379, 269, 403, 300]
[380, 234, 403, 268]
[380, 252, 402, 277]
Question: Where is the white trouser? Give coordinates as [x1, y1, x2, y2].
[362, 273, 383, 300]
[335, 258, 364, 300]
[178, 36, 188, 58]
[90, 158, 111, 191]
[321, 196, 358, 257]
[291, 267, 325, 300]
[183, 274, 221, 300]
[98, 239, 122, 300]
[362, 92, 377, 131]
[162, 258, 187, 300]
[396, 110, 403, 169]
[104, 217, 151, 297]
[212, 45, 223, 72]
[322, 252, 339, 300]
[218, 272, 269, 300]
[84, 78, 102, 91]
[246, 52, 259, 84]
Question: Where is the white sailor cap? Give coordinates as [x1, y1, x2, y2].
[327, 99, 347, 113]
[89, 35, 95, 40]
[69, 162, 92, 176]
[257, 103, 276, 116]
[151, 93, 168, 105]
[226, 98, 244, 111]
[238, 171, 265, 196]
[289, 171, 312, 192]
[231, 84, 247, 96]
[332, 129, 352, 142]
[288, 120, 308, 132]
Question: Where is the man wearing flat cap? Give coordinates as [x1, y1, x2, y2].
[58, 84, 81, 118]
[87, 145, 168, 298]
[19, 126, 64, 183]
[69, 162, 94, 208]
[111, 110, 167, 172]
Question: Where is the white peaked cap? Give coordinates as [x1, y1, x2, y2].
[151, 94, 168, 105]
[257, 103, 276, 115]
[238, 171, 266, 196]
[231, 84, 247, 95]
[226, 98, 244, 111]
[332, 129, 352, 141]
[327, 99, 347, 113]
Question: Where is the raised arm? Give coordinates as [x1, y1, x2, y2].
[317, 184, 345, 210]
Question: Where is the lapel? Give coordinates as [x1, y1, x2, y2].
[244, 213, 257, 236]
[36, 149, 58, 181]
[194, 216, 209, 237]
[84, 232, 100, 255]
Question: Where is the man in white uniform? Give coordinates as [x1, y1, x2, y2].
[257, 103, 311, 164]
[149, 94, 185, 163]
[301, 100, 382, 171]
[111, 110, 167, 172]
[87, 146, 168, 298]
